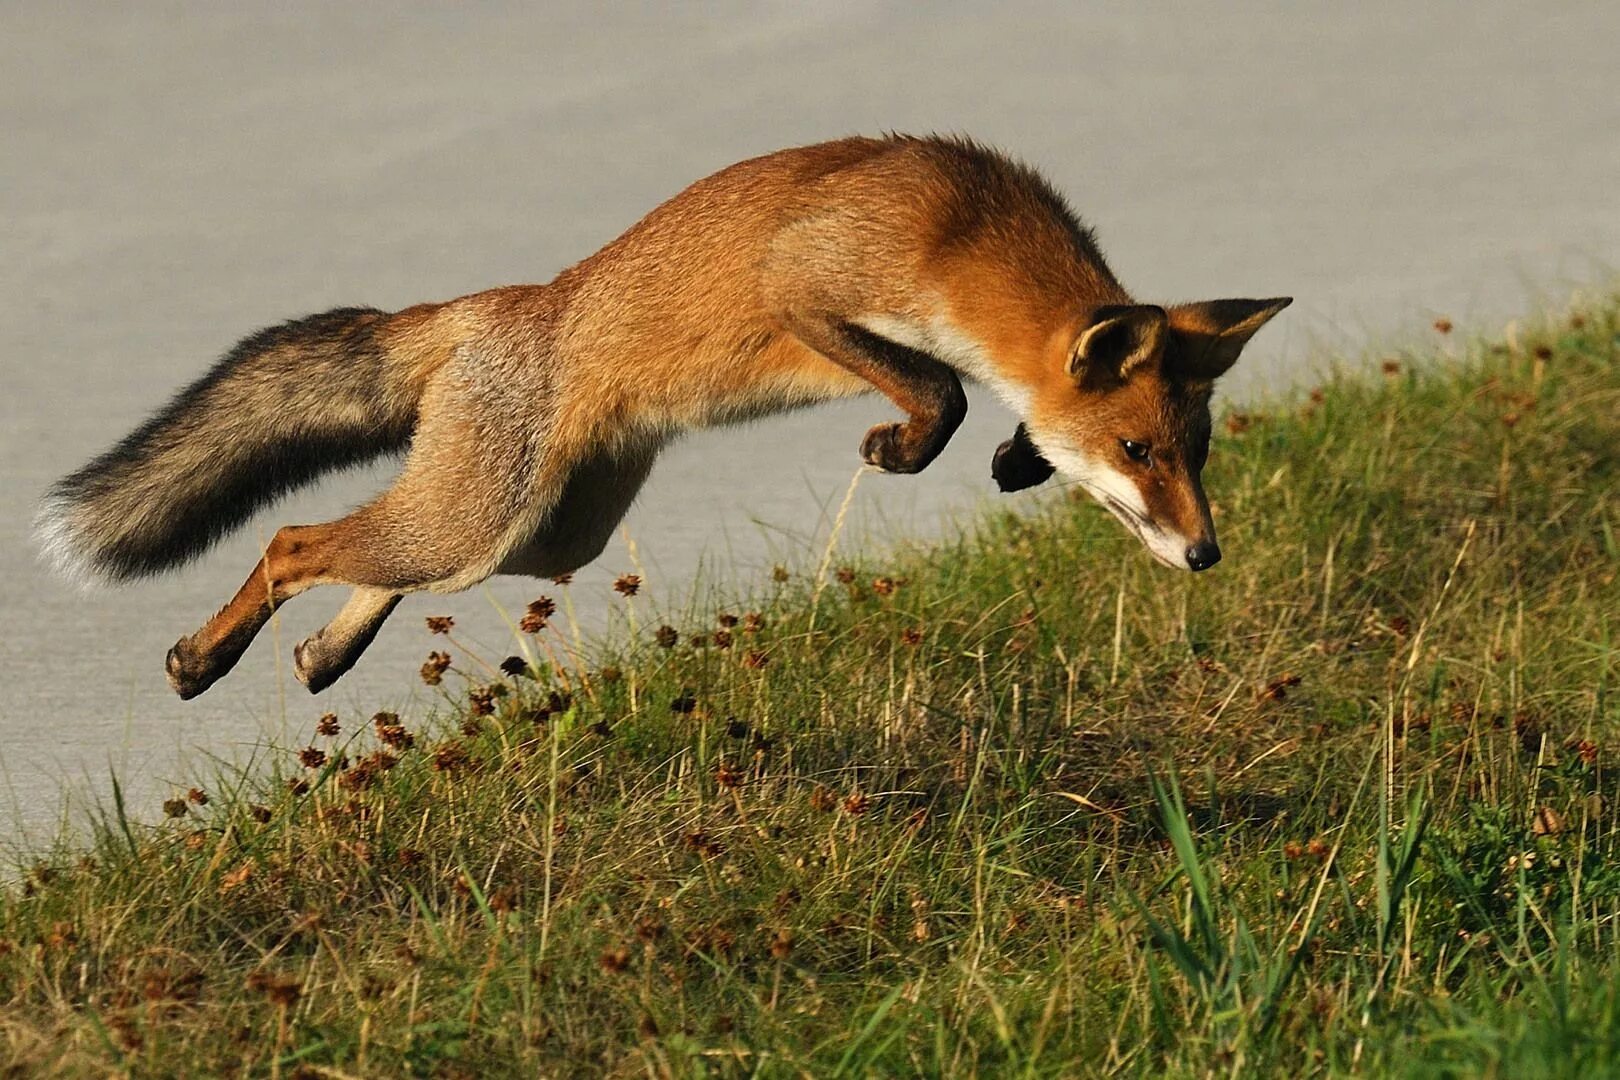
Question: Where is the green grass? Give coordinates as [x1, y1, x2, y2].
[3, 298, 1618, 1078]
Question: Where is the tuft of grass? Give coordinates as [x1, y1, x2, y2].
[2, 298, 1618, 1077]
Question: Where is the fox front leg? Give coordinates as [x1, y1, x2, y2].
[786, 315, 968, 473]
[991, 423, 1055, 492]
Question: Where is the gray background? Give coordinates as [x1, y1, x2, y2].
[3, 2, 1617, 842]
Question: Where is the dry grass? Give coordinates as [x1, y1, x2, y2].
[2, 297, 1617, 1077]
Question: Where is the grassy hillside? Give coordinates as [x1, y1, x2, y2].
[3, 299, 1617, 1077]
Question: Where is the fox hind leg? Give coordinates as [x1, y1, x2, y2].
[167, 371, 563, 698]
[292, 586, 403, 694]
[285, 442, 659, 696]
[165, 521, 347, 699]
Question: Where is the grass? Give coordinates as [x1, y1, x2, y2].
[2, 297, 1618, 1077]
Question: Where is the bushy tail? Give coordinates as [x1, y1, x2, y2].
[38, 306, 421, 584]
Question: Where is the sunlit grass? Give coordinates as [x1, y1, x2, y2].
[1, 298, 1617, 1077]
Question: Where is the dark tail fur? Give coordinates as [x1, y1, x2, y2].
[38, 307, 419, 584]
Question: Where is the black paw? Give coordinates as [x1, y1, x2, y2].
[991, 424, 1055, 492]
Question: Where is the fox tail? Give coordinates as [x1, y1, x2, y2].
[37, 306, 423, 585]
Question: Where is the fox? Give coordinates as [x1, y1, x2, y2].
[38, 134, 1289, 699]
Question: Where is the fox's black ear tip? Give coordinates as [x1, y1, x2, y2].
[1269, 297, 1294, 310]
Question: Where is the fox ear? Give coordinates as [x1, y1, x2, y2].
[1165, 297, 1292, 381]
[1067, 305, 1168, 384]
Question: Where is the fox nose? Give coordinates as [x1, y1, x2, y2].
[1185, 541, 1221, 572]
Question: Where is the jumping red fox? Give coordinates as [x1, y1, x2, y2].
[38, 135, 1289, 698]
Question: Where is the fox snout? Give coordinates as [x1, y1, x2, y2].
[1184, 538, 1221, 572]
[1100, 488, 1220, 572]
[1121, 505, 1220, 573]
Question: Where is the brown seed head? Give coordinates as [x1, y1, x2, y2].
[682, 830, 724, 859]
[654, 624, 679, 648]
[339, 751, 398, 791]
[187, 787, 208, 806]
[315, 713, 340, 738]
[420, 650, 452, 685]
[598, 946, 632, 974]
[247, 971, 301, 1009]
[741, 649, 770, 669]
[872, 576, 898, 597]
[901, 627, 924, 646]
[425, 616, 454, 635]
[374, 715, 416, 750]
[842, 792, 871, 816]
[298, 746, 327, 770]
[163, 798, 188, 819]
[713, 629, 734, 650]
[499, 655, 530, 677]
[550, 572, 574, 586]
[743, 612, 765, 633]
[809, 786, 838, 813]
[521, 596, 557, 633]
[1433, 318, 1453, 335]
[772, 565, 790, 583]
[433, 740, 472, 774]
[714, 761, 744, 789]
[717, 612, 739, 628]
[612, 574, 642, 597]
[834, 567, 856, 585]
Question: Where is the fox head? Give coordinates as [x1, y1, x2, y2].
[1024, 297, 1291, 571]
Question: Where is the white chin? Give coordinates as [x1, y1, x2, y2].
[1097, 497, 1190, 571]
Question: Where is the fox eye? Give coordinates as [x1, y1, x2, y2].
[1121, 439, 1152, 465]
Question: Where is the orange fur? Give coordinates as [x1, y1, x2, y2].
[42, 134, 1290, 697]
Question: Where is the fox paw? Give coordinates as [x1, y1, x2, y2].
[991, 424, 1055, 492]
[861, 422, 927, 473]
[293, 632, 354, 695]
[165, 637, 217, 700]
